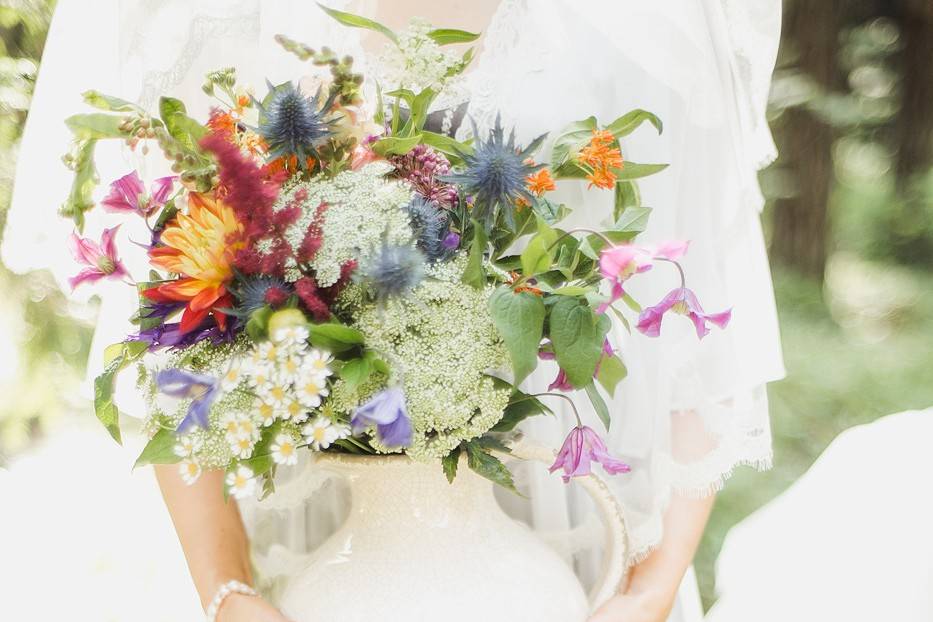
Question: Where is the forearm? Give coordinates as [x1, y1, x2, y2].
[623, 491, 715, 608]
[154, 465, 253, 610]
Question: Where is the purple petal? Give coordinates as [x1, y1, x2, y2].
[636, 288, 682, 337]
[547, 368, 573, 392]
[100, 226, 122, 261]
[377, 410, 412, 447]
[101, 171, 144, 213]
[149, 176, 176, 206]
[156, 368, 217, 398]
[68, 232, 101, 266]
[68, 267, 105, 289]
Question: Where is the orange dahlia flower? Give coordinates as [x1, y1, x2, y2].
[145, 193, 246, 333]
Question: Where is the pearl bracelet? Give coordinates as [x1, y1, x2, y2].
[205, 579, 258, 622]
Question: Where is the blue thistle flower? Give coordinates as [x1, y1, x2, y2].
[360, 242, 426, 301]
[442, 114, 546, 229]
[255, 81, 338, 166]
[228, 275, 293, 317]
[406, 196, 455, 262]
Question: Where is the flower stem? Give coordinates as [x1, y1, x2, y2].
[655, 257, 686, 289]
[515, 391, 584, 427]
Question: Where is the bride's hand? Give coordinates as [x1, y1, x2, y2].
[219, 593, 294, 622]
[587, 590, 673, 622]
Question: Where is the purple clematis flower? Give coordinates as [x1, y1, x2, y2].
[637, 287, 732, 339]
[351, 386, 413, 448]
[68, 226, 129, 289]
[156, 368, 221, 433]
[539, 339, 615, 392]
[549, 425, 631, 483]
[101, 171, 176, 217]
[597, 240, 689, 314]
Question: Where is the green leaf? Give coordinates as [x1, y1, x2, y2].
[442, 446, 461, 483]
[373, 82, 385, 125]
[596, 353, 627, 398]
[308, 322, 365, 353]
[339, 356, 374, 392]
[427, 28, 481, 44]
[409, 89, 437, 132]
[318, 3, 398, 43]
[59, 139, 98, 230]
[64, 113, 126, 139]
[614, 162, 668, 181]
[549, 297, 610, 388]
[82, 90, 143, 113]
[613, 181, 641, 221]
[245, 306, 274, 341]
[552, 286, 592, 296]
[550, 116, 597, 170]
[371, 134, 423, 156]
[520, 235, 552, 277]
[464, 441, 518, 494]
[611, 205, 652, 235]
[488, 287, 546, 384]
[159, 96, 206, 153]
[421, 131, 472, 161]
[530, 197, 570, 225]
[584, 382, 611, 430]
[461, 218, 488, 289]
[605, 109, 663, 137]
[134, 428, 181, 468]
[92, 341, 149, 443]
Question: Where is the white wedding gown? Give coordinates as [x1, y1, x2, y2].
[5, 1, 784, 619]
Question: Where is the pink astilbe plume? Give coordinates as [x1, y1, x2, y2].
[298, 202, 329, 263]
[200, 131, 285, 240]
[295, 276, 332, 322]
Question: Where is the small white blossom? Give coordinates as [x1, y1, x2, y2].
[281, 396, 306, 421]
[301, 349, 334, 380]
[264, 382, 290, 408]
[173, 434, 202, 458]
[302, 416, 348, 451]
[229, 433, 257, 459]
[179, 458, 202, 485]
[256, 399, 276, 427]
[270, 433, 299, 466]
[272, 325, 310, 347]
[277, 352, 304, 384]
[226, 465, 256, 499]
[247, 364, 275, 394]
[296, 374, 329, 409]
[219, 359, 245, 392]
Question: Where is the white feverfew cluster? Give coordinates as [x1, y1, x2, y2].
[376, 17, 467, 97]
[349, 258, 511, 459]
[270, 162, 415, 286]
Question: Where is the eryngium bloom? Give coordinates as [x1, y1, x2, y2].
[359, 241, 426, 301]
[406, 196, 454, 262]
[228, 275, 293, 318]
[255, 81, 338, 165]
[442, 114, 546, 228]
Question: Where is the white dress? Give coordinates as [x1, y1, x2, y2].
[4, 1, 785, 618]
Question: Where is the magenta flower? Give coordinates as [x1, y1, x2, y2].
[101, 171, 175, 216]
[549, 425, 631, 483]
[68, 226, 129, 289]
[597, 240, 689, 313]
[637, 287, 732, 339]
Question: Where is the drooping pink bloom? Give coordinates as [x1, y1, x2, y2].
[597, 240, 689, 313]
[68, 226, 129, 289]
[101, 171, 176, 216]
[637, 287, 732, 339]
[549, 425, 631, 483]
[350, 142, 380, 170]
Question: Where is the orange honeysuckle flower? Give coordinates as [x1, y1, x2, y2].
[587, 167, 618, 190]
[145, 193, 247, 333]
[579, 129, 624, 190]
[526, 168, 556, 196]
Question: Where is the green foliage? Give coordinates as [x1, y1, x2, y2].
[487, 287, 546, 384]
[442, 445, 461, 483]
[307, 321, 365, 353]
[317, 3, 398, 43]
[464, 439, 518, 494]
[134, 427, 181, 468]
[93, 341, 148, 443]
[548, 297, 611, 388]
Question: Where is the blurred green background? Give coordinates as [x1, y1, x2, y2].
[0, 0, 930, 611]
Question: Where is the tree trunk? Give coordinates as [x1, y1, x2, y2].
[894, 0, 933, 193]
[770, 1, 838, 282]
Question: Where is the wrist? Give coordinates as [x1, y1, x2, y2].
[621, 583, 677, 617]
[205, 579, 258, 622]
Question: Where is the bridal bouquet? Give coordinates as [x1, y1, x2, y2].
[60, 7, 730, 499]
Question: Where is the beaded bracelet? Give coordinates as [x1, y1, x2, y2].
[205, 579, 258, 622]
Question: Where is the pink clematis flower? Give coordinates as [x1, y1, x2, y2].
[101, 171, 176, 216]
[597, 240, 689, 313]
[637, 287, 731, 339]
[549, 425, 631, 483]
[68, 226, 129, 289]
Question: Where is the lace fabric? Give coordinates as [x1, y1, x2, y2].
[6, 0, 785, 613]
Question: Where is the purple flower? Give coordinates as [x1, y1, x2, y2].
[156, 369, 220, 433]
[351, 386, 412, 448]
[549, 425, 631, 483]
[442, 232, 460, 251]
[101, 171, 175, 216]
[68, 226, 129, 289]
[637, 287, 732, 339]
[597, 240, 689, 314]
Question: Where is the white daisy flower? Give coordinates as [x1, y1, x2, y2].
[173, 434, 202, 458]
[296, 374, 329, 408]
[272, 325, 310, 348]
[236, 415, 260, 441]
[277, 352, 304, 384]
[255, 399, 276, 427]
[255, 342, 280, 366]
[270, 433, 299, 466]
[178, 458, 202, 485]
[281, 397, 306, 421]
[247, 364, 275, 394]
[226, 465, 256, 500]
[220, 412, 242, 440]
[264, 382, 290, 408]
[301, 349, 334, 379]
[302, 417, 349, 451]
[220, 359, 245, 392]
[230, 435, 256, 459]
